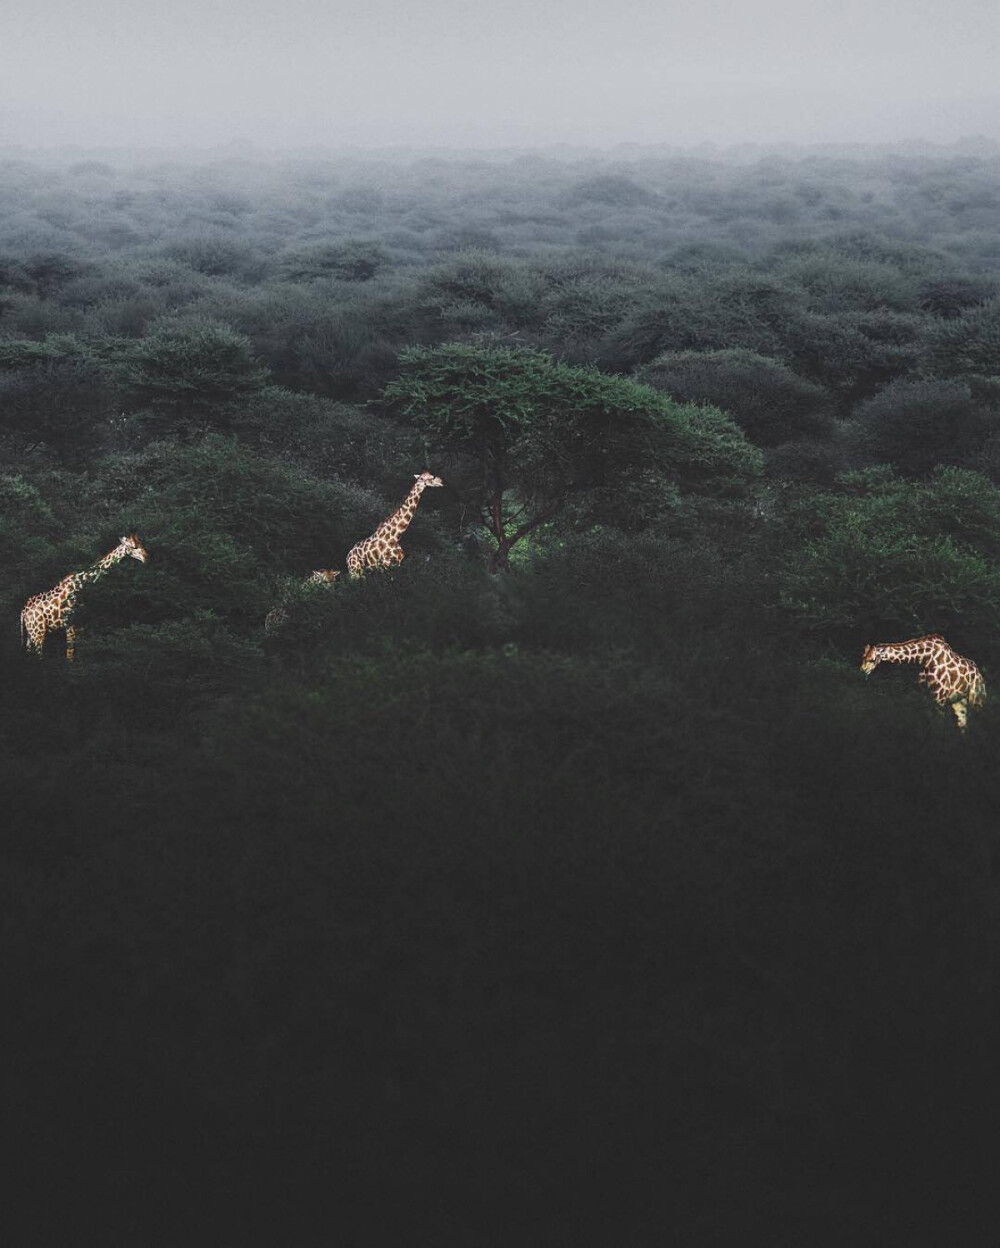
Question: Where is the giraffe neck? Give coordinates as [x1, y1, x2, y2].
[878, 637, 948, 666]
[83, 543, 130, 585]
[375, 481, 426, 540]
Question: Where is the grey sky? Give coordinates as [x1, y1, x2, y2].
[2, 0, 998, 148]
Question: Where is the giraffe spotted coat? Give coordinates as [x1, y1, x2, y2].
[860, 632, 986, 731]
[347, 472, 444, 579]
[20, 534, 149, 662]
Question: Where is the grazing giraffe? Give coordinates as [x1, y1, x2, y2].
[346, 471, 444, 579]
[264, 569, 340, 636]
[20, 533, 149, 662]
[860, 633, 986, 732]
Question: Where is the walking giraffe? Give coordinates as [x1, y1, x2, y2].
[860, 633, 986, 732]
[20, 533, 149, 662]
[346, 472, 444, 578]
[264, 569, 340, 636]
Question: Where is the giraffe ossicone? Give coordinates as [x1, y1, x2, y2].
[346, 471, 444, 579]
[860, 632, 986, 731]
[20, 533, 149, 662]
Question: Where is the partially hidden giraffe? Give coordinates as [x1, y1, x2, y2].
[264, 569, 340, 636]
[20, 533, 150, 662]
[346, 471, 444, 578]
[860, 633, 986, 731]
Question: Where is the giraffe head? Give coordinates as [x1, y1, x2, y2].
[306, 569, 341, 584]
[415, 471, 444, 489]
[860, 644, 883, 674]
[121, 533, 149, 563]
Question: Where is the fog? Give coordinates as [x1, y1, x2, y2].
[2, 0, 998, 150]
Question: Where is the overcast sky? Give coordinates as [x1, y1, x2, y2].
[2, 0, 998, 150]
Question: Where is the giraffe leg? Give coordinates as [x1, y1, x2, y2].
[24, 620, 46, 657]
[65, 625, 77, 663]
[951, 700, 968, 732]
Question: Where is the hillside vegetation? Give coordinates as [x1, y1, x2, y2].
[3, 143, 1000, 1241]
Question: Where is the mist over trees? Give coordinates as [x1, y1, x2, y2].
[3, 141, 1000, 1242]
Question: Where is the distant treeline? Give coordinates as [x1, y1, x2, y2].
[2, 143, 1000, 485]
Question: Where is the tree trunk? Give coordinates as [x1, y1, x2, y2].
[485, 492, 562, 574]
[487, 539, 514, 574]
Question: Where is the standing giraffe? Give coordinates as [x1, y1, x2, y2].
[20, 533, 149, 662]
[860, 633, 986, 731]
[346, 472, 444, 578]
[264, 569, 340, 636]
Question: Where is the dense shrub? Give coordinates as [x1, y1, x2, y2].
[0, 355, 121, 457]
[929, 296, 1000, 377]
[918, 275, 998, 317]
[277, 239, 389, 283]
[599, 269, 803, 369]
[266, 551, 513, 659]
[161, 232, 260, 279]
[845, 377, 994, 475]
[774, 466, 1000, 657]
[560, 174, 660, 208]
[785, 309, 925, 403]
[640, 348, 833, 446]
[127, 318, 272, 433]
[776, 252, 920, 312]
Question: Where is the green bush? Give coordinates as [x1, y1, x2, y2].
[845, 377, 992, 475]
[278, 239, 388, 283]
[266, 550, 513, 659]
[776, 252, 920, 313]
[127, 317, 271, 433]
[0, 357, 120, 458]
[640, 348, 833, 446]
[775, 466, 1000, 656]
[929, 297, 1000, 377]
[785, 309, 924, 403]
[161, 233, 260, 279]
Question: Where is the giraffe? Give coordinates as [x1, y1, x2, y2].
[20, 533, 149, 662]
[860, 633, 986, 732]
[346, 471, 444, 579]
[264, 569, 340, 636]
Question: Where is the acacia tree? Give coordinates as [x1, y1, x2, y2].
[382, 343, 761, 571]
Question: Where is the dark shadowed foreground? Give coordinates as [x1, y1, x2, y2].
[3, 555, 998, 1244]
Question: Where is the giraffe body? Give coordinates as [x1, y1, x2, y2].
[264, 569, 340, 635]
[20, 534, 149, 662]
[346, 472, 444, 579]
[860, 633, 986, 731]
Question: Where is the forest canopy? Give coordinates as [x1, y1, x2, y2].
[3, 141, 1000, 1242]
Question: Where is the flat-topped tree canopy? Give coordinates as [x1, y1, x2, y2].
[382, 342, 762, 570]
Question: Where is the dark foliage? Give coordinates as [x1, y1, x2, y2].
[640, 347, 834, 446]
[3, 143, 1000, 1243]
[846, 377, 998, 475]
[0, 354, 121, 457]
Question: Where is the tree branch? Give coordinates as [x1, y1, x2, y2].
[508, 498, 563, 546]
